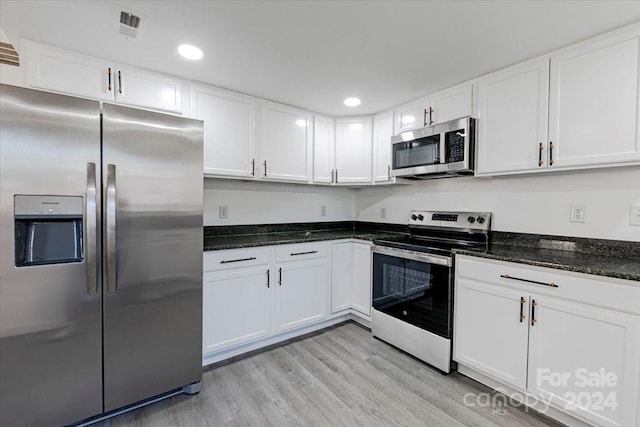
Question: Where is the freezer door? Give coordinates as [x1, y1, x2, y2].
[101, 103, 203, 411]
[0, 85, 103, 426]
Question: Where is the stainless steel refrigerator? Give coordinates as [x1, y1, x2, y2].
[0, 84, 203, 426]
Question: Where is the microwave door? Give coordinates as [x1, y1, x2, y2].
[392, 134, 441, 171]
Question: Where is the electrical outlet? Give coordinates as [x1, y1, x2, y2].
[380, 207, 386, 219]
[320, 205, 327, 217]
[570, 205, 586, 223]
[630, 205, 640, 226]
[219, 205, 228, 219]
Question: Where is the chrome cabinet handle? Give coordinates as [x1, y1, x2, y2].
[549, 141, 554, 165]
[86, 162, 98, 295]
[107, 68, 112, 92]
[500, 274, 558, 288]
[290, 250, 317, 256]
[388, 164, 391, 181]
[538, 142, 544, 167]
[251, 158, 255, 176]
[266, 269, 270, 288]
[331, 169, 335, 183]
[263, 160, 267, 177]
[220, 256, 257, 264]
[106, 164, 117, 293]
[278, 267, 282, 286]
[423, 108, 428, 127]
[519, 297, 526, 323]
[117, 70, 123, 94]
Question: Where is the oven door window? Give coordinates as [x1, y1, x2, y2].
[372, 252, 452, 338]
[392, 134, 441, 169]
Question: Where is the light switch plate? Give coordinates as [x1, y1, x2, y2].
[630, 205, 640, 226]
[320, 205, 327, 217]
[380, 207, 386, 219]
[219, 205, 228, 219]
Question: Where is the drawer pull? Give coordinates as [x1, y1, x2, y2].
[290, 250, 318, 256]
[220, 256, 257, 264]
[519, 297, 526, 323]
[500, 274, 558, 288]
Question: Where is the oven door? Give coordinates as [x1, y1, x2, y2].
[372, 246, 453, 338]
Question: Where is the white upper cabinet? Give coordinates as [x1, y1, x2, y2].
[430, 83, 473, 125]
[477, 24, 640, 176]
[476, 58, 550, 175]
[25, 40, 183, 113]
[313, 115, 335, 184]
[191, 85, 257, 178]
[393, 83, 472, 134]
[548, 26, 640, 168]
[258, 101, 313, 183]
[334, 116, 373, 184]
[372, 110, 394, 183]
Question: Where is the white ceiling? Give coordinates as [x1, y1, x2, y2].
[2, 1, 640, 116]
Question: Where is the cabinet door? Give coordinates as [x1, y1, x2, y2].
[331, 242, 353, 313]
[430, 83, 472, 125]
[192, 85, 257, 177]
[313, 115, 335, 183]
[203, 267, 273, 354]
[476, 58, 550, 175]
[259, 102, 312, 182]
[334, 116, 373, 184]
[393, 96, 430, 134]
[454, 278, 529, 390]
[549, 28, 640, 168]
[372, 111, 394, 183]
[114, 65, 183, 113]
[275, 259, 328, 333]
[527, 296, 640, 427]
[25, 40, 114, 102]
[351, 242, 372, 316]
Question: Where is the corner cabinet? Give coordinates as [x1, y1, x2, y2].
[24, 40, 183, 113]
[258, 101, 313, 183]
[330, 241, 372, 318]
[191, 85, 257, 178]
[334, 117, 373, 184]
[454, 255, 640, 427]
[476, 24, 640, 176]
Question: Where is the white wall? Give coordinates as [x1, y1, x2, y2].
[204, 178, 356, 225]
[355, 167, 640, 242]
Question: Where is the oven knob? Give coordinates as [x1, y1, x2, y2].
[417, 214, 424, 221]
[411, 214, 418, 220]
[467, 216, 476, 224]
[477, 216, 485, 224]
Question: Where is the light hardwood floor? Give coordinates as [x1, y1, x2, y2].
[97, 322, 559, 426]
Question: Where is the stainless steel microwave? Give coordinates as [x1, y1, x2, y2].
[390, 117, 475, 179]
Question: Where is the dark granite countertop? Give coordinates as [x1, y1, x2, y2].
[454, 241, 640, 282]
[203, 221, 408, 251]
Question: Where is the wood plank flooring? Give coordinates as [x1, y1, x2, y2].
[96, 322, 560, 426]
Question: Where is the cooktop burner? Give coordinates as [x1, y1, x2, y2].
[374, 210, 492, 254]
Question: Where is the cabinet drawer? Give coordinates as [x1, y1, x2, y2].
[456, 255, 640, 315]
[275, 242, 328, 263]
[204, 247, 272, 272]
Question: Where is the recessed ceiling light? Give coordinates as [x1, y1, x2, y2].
[344, 97, 361, 107]
[178, 44, 203, 60]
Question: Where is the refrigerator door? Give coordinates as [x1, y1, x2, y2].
[101, 103, 203, 411]
[0, 85, 103, 426]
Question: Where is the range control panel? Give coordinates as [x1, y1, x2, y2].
[408, 210, 491, 231]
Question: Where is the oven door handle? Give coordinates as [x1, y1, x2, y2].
[372, 245, 452, 267]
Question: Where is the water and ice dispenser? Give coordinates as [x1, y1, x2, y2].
[14, 195, 84, 267]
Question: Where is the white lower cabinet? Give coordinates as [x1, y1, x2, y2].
[330, 241, 372, 317]
[275, 258, 328, 332]
[454, 255, 640, 427]
[203, 266, 272, 353]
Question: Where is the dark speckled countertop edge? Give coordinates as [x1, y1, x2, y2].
[453, 248, 640, 283]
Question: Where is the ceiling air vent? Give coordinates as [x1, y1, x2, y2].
[117, 8, 143, 39]
[0, 41, 19, 67]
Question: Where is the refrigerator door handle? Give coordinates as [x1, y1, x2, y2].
[106, 164, 117, 293]
[86, 162, 98, 295]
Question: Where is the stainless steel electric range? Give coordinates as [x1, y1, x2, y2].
[371, 210, 491, 373]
